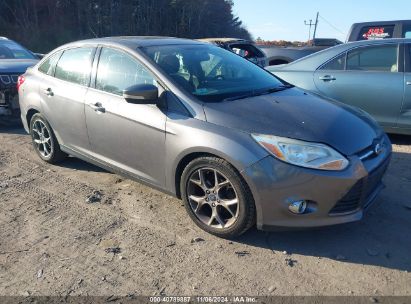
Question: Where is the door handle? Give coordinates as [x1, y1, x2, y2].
[319, 75, 336, 81]
[88, 102, 105, 113]
[43, 88, 54, 96]
[406, 81, 411, 85]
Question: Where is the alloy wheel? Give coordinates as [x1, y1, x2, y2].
[32, 119, 53, 158]
[187, 167, 239, 229]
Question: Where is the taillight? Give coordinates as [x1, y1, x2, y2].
[17, 75, 25, 91]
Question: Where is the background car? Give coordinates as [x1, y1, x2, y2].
[0, 37, 39, 117]
[347, 20, 411, 41]
[260, 38, 343, 66]
[18, 37, 390, 238]
[267, 38, 411, 135]
[198, 38, 268, 67]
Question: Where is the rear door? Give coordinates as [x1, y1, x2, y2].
[40, 47, 95, 154]
[84, 47, 167, 187]
[400, 43, 411, 130]
[314, 43, 403, 128]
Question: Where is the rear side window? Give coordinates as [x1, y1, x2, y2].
[229, 43, 264, 58]
[346, 45, 398, 72]
[96, 48, 156, 96]
[408, 45, 411, 71]
[404, 24, 411, 38]
[38, 51, 62, 76]
[358, 25, 395, 40]
[54, 48, 94, 86]
[320, 53, 346, 70]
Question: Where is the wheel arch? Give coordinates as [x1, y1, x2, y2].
[26, 107, 41, 131]
[174, 150, 247, 199]
[268, 55, 292, 66]
[269, 58, 290, 66]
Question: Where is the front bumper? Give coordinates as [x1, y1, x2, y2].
[242, 135, 392, 230]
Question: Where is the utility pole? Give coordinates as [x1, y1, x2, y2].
[304, 19, 315, 42]
[305, 12, 319, 45]
[313, 12, 319, 40]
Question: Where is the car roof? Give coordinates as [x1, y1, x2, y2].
[198, 38, 248, 44]
[57, 36, 204, 50]
[351, 20, 411, 26]
[273, 38, 411, 71]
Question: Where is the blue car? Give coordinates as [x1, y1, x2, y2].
[267, 38, 411, 135]
[0, 37, 39, 116]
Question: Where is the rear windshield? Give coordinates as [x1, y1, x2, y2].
[229, 43, 265, 58]
[358, 25, 395, 40]
[0, 41, 35, 59]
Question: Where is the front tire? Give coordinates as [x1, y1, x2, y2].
[181, 156, 255, 238]
[30, 113, 67, 163]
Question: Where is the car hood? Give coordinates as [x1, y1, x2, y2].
[0, 59, 38, 74]
[203, 88, 383, 156]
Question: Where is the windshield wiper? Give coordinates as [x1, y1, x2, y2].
[223, 84, 293, 102]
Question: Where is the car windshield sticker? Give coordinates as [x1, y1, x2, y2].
[363, 27, 391, 40]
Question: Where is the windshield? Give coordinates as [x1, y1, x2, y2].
[141, 44, 284, 102]
[0, 41, 35, 60]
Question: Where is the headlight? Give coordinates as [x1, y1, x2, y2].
[251, 134, 349, 171]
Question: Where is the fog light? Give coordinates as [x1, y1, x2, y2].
[288, 200, 307, 214]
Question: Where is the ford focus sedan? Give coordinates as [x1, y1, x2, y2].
[18, 37, 391, 238]
[267, 38, 411, 135]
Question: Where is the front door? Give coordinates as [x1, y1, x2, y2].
[314, 43, 403, 128]
[84, 47, 166, 187]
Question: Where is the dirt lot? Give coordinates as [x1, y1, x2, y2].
[0, 122, 410, 297]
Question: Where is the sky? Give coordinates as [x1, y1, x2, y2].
[232, 0, 411, 42]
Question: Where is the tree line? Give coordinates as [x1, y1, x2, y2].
[0, 0, 251, 53]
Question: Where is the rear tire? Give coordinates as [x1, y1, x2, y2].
[181, 156, 255, 238]
[30, 113, 67, 163]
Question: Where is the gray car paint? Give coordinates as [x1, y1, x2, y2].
[203, 88, 383, 156]
[19, 37, 391, 229]
[267, 38, 411, 135]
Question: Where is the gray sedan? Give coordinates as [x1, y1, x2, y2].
[18, 37, 391, 238]
[267, 38, 411, 135]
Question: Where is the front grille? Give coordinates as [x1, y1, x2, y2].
[329, 157, 389, 215]
[329, 180, 363, 214]
[363, 158, 389, 201]
[0, 74, 19, 86]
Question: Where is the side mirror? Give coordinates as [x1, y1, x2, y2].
[123, 84, 158, 104]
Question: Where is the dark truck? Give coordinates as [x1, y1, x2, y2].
[260, 38, 342, 66]
[198, 38, 268, 67]
[0, 37, 39, 117]
[347, 20, 411, 41]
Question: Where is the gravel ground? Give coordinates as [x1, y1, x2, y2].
[0, 123, 410, 297]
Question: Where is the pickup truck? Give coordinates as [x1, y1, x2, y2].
[260, 38, 342, 66]
[198, 38, 268, 67]
[347, 20, 411, 41]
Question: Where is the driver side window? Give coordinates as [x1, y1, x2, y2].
[96, 48, 157, 96]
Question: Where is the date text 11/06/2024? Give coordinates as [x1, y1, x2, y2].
[149, 296, 257, 303]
